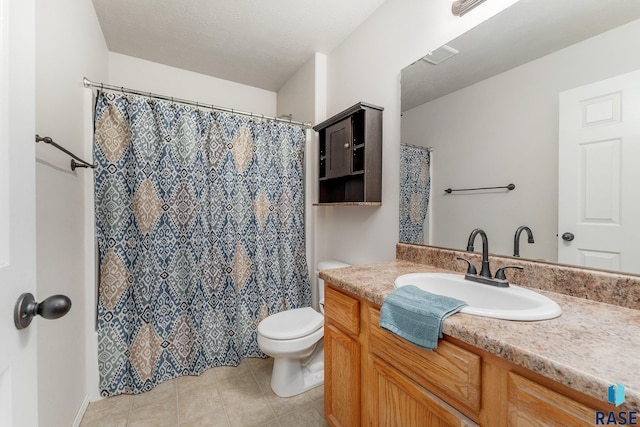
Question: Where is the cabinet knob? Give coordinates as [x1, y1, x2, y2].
[344, 143, 350, 148]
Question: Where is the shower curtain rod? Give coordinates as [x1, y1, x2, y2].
[83, 77, 312, 128]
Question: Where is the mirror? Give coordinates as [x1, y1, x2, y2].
[400, 0, 640, 275]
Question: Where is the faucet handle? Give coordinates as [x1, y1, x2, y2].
[456, 257, 478, 275]
[494, 266, 524, 280]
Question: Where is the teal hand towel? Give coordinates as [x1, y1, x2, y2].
[379, 285, 467, 350]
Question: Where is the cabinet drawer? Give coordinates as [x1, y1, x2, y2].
[325, 285, 359, 336]
[507, 372, 595, 426]
[371, 357, 477, 427]
[370, 309, 481, 417]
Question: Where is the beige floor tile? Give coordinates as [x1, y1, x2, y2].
[131, 378, 177, 409]
[277, 402, 328, 427]
[224, 394, 276, 427]
[128, 398, 179, 427]
[264, 389, 313, 418]
[250, 367, 273, 395]
[80, 394, 133, 425]
[214, 360, 253, 382]
[305, 385, 324, 402]
[80, 412, 128, 427]
[179, 412, 231, 427]
[177, 368, 218, 395]
[217, 372, 263, 404]
[244, 357, 272, 372]
[178, 383, 222, 424]
[83, 359, 329, 427]
[311, 399, 324, 417]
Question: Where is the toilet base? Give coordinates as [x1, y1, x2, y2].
[270, 344, 324, 397]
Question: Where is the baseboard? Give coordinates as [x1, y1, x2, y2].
[72, 395, 90, 427]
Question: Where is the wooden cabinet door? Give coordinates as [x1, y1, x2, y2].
[324, 117, 353, 179]
[325, 323, 361, 427]
[369, 358, 477, 427]
[507, 372, 595, 426]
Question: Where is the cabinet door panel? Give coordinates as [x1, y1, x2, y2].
[325, 117, 352, 179]
[325, 285, 360, 336]
[370, 309, 481, 416]
[507, 372, 595, 426]
[370, 358, 477, 427]
[325, 323, 360, 427]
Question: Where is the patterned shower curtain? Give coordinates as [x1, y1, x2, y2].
[93, 91, 310, 396]
[399, 144, 431, 244]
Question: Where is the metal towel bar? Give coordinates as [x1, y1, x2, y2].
[35, 134, 94, 171]
[445, 183, 515, 194]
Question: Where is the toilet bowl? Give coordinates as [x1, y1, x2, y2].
[257, 260, 350, 397]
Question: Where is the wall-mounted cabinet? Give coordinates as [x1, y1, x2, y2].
[313, 102, 383, 205]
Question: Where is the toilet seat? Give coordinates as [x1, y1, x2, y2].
[258, 307, 323, 340]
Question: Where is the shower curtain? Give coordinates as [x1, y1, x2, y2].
[399, 144, 431, 244]
[93, 91, 310, 396]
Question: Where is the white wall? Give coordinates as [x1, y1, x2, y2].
[34, 0, 108, 426]
[277, 53, 328, 309]
[402, 19, 640, 260]
[3, 0, 37, 425]
[108, 53, 277, 116]
[317, 0, 520, 266]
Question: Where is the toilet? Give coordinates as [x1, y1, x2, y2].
[257, 260, 350, 397]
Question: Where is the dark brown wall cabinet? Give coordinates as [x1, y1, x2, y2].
[313, 102, 383, 205]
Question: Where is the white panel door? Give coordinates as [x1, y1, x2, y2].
[558, 69, 640, 273]
[0, 0, 38, 426]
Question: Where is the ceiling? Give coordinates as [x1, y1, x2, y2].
[92, 0, 387, 92]
[401, 0, 640, 111]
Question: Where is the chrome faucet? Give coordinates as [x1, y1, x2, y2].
[513, 226, 534, 257]
[466, 228, 491, 278]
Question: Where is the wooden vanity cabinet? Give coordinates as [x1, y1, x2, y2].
[313, 102, 383, 205]
[323, 283, 610, 427]
[324, 286, 361, 427]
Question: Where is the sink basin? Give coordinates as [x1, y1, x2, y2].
[394, 273, 562, 321]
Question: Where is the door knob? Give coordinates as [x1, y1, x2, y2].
[561, 232, 575, 242]
[14, 293, 72, 330]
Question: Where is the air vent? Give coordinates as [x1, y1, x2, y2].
[421, 45, 459, 65]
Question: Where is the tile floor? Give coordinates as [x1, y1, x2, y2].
[80, 358, 328, 427]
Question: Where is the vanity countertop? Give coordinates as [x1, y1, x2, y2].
[320, 259, 640, 410]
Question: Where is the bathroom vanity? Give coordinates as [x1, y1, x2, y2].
[321, 245, 640, 426]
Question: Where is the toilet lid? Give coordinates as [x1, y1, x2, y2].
[258, 307, 324, 340]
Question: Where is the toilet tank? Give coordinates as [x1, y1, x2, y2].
[316, 260, 351, 303]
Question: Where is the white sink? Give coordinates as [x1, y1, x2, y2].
[394, 273, 562, 321]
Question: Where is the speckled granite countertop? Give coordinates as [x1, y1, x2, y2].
[320, 259, 640, 410]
